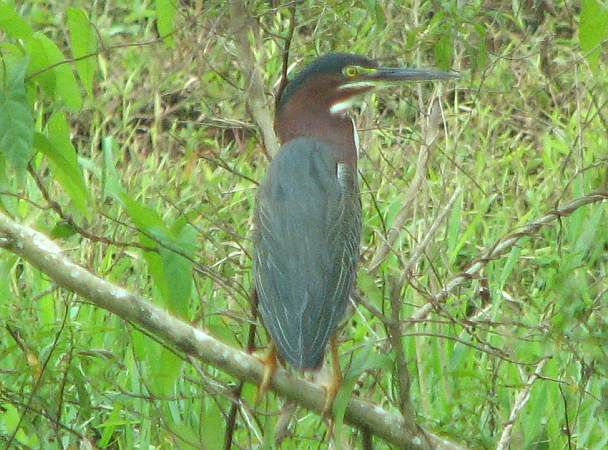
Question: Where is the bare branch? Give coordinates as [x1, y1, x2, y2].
[368, 98, 444, 274]
[229, 1, 280, 158]
[399, 188, 462, 285]
[496, 357, 550, 450]
[0, 211, 467, 450]
[408, 191, 608, 326]
[385, 188, 461, 436]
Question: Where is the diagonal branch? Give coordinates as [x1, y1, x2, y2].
[0, 211, 466, 450]
[229, 0, 280, 159]
[408, 191, 608, 327]
[368, 97, 444, 274]
[386, 188, 461, 432]
[496, 357, 550, 450]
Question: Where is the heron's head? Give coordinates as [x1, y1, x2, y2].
[277, 53, 457, 116]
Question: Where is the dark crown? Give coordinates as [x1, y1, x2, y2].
[277, 53, 377, 112]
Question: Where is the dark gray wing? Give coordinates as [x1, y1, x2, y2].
[253, 137, 361, 370]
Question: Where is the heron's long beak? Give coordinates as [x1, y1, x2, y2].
[367, 67, 459, 82]
[339, 66, 458, 91]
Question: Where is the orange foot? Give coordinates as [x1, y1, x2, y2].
[321, 335, 343, 419]
[255, 344, 277, 405]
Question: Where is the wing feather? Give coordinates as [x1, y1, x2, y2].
[253, 138, 361, 369]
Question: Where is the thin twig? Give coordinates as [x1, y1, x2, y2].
[27, 164, 155, 251]
[368, 98, 443, 274]
[0, 210, 466, 450]
[275, 3, 297, 109]
[496, 357, 550, 450]
[399, 188, 462, 285]
[229, 1, 280, 158]
[408, 191, 608, 327]
[223, 289, 259, 450]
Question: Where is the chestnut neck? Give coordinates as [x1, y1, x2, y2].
[274, 77, 358, 166]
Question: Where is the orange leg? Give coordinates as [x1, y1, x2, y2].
[255, 343, 277, 405]
[322, 335, 343, 418]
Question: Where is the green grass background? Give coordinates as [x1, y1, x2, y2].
[0, 1, 607, 449]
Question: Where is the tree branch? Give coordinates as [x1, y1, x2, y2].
[496, 357, 550, 450]
[407, 191, 608, 327]
[368, 97, 444, 274]
[0, 211, 466, 450]
[386, 188, 461, 435]
[229, 0, 280, 158]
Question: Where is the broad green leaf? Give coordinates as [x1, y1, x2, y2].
[434, 30, 453, 70]
[25, 36, 56, 97]
[142, 225, 194, 318]
[120, 193, 167, 239]
[143, 244, 168, 306]
[0, 58, 34, 174]
[67, 8, 98, 96]
[36, 33, 83, 111]
[98, 402, 123, 447]
[580, 0, 608, 72]
[200, 400, 225, 450]
[471, 23, 489, 72]
[0, 403, 40, 448]
[50, 220, 78, 239]
[160, 219, 195, 319]
[120, 194, 193, 317]
[37, 113, 90, 217]
[0, 3, 33, 41]
[150, 346, 182, 397]
[156, 0, 177, 47]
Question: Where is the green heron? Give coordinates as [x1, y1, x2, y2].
[253, 53, 455, 414]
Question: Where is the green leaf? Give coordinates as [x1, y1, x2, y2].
[119, 195, 194, 318]
[120, 193, 167, 238]
[0, 3, 34, 41]
[499, 246, 521, 290]
[101, 137, 125, 200]
[434, 30, 454, 70]
[200, 399, 225, 450]
[35, 114, 90, 217]
[160, 220, 195, 319]
[150, 346, 182, 397]
[0, 403, 40, 448]
[25, 36, 57, 97]
[36, 33, 83, 111]
[0, 154, 18, 213]
[71, 365, 92, 419]
[0, 58, 34, 174]
[98, 402, 123, 447]
[50, 220, 78, 239]
[580, 0, 608, 72]
[364, 0, 385, 29]
[67, 7, 98, 96]
[156, 0, 177, 47]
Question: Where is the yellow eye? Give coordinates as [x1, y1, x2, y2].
[343, 65, 359, 77]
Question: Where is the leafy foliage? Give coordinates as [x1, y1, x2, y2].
[0, 58, 33, 172]
[0, 1, 607, 449]
[580, 0, 608, 71]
